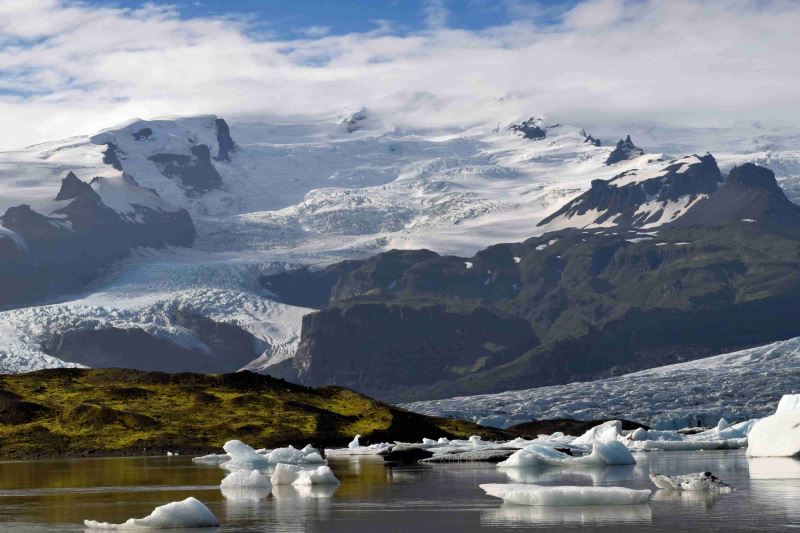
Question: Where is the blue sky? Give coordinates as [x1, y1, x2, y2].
[82, 0, 577, 37]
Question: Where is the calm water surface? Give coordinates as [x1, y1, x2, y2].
[0, 449, 799, 532]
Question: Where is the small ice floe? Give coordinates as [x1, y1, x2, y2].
[747, 394, 800, 457]
[221, 440, 325, 468]
[480, 484, 651, 506]
[348, 435, 361, 449]
[84, 497, 219, 529]
[499, 441, 635, 468]
[192, 453, 230, 464]
[220, 469, 271, 489]
[649, 472, 732, 492]
[166, 451, 179, 456]
[270, 463, 340, 486]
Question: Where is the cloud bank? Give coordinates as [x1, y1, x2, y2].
[1, 0, 799, 148]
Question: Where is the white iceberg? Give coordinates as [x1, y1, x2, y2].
[220, 469, 270, 489]
[192, 453, 230, 464]
[84, 497, 219, 529]
[293, 466, 340, 486]
[572, 420, 622, 445]
[262, 444, 325, 465]
[223, 439, 268, 468]
[777, 394, 800, 413]
[480, 484, 651, 506]
[269, 463, 339, 486]
[499, 441, 635, 467]
[747, 406, 800, 457]
[348, 435, 361, 448]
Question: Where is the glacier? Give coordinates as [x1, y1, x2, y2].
[402, 337, 800, 430]
[1, 112, 800, 376]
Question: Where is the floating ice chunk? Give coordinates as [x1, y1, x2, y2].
[777, 394, 800, 414]
[649, 472, 732, 492]
[499, 441, 634, 467]
[438, 437, 450, 444]
[192, 453, 230, 464]
[469, 435, 484, 446]
[585, 440, 636, 465]
[422, 438, 436, 445]
[270, 463, 339, 486]
[480, 484, 651, 506]
[223, 440, 268, 467]
[747, 407, 800, 457]
[348, 435, 361, 449]
[84, 497, 219, 529]
[270, 463, 305, 485]
[572, 420, 622, 444]
[292, 466, 340, 486]
[263, 444, 325, 465]
[220, 469, 270, 489]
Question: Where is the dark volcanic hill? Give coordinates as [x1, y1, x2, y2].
[261, 159, 800, 402]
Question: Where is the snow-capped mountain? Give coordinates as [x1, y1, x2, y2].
[1, 112, 799, 376]
[402, 336, 800, 430]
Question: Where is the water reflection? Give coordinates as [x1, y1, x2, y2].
[651, 489, 724, 509]
[482, 503, 652, 526]
[271, 484, 339, 499]
[220, 486, 270, 502]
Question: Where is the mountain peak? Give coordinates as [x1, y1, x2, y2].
[510, 117, 546, 140]
[606, 135, 644, 165]
[55, 171, 96, 202]
[727, 163, 778, 189]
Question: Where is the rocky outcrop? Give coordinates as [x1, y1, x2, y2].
[274, 162, 800, 402]
[148, 144, 223, 195]
[510, 117, 546, 140]
[539, 154, 722, 229]
[606, 135, 644, 164]
[214, 118, 235, 161]
[0, 172, 195, 307]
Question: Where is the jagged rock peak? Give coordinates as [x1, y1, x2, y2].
[582, 129, 601, 146]
[606, 135, 644, 165]
[55, 172, 96, 202]
[510, 117, 546, 140]
[214, 118, 235, 161]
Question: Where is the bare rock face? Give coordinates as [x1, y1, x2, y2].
[510, 117, 547, 140]
[606, 135, 644, 164]
[214, 118, 236, 161]
[148, 144, 223, 195]
[0, 172, 195, 307]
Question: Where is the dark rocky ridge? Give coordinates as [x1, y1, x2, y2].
[539, 153, 722, 228]
[0, 172, 195, 308]
[42, 312, 264, 373]
[148, 144, 223, 195]
[606, 135, 644, 164]
[264, 161, 800, 402]
[510, 117, 547, 140]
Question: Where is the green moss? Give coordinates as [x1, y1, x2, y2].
[0, 369, 509, 459]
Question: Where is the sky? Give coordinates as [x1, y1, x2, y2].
[0, 0, 799, 149]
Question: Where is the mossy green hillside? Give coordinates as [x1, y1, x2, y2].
[0, 368, 510, 459]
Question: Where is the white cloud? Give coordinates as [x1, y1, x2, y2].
[423, 0, 450, 29]
[0, 0, 799, 148]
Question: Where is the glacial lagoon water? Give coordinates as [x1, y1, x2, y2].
[0, 449, 799, 531]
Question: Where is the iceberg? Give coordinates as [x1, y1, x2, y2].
[292, 466, 340, 486]
[572, 420, 622, 444]
[348, 435, 361, 449]
[649, 472, 732, 492]
[747, 406, 800, 457]
[499, 441, 635, 467]
[192, 452, 230, 464]
[220, 469, 270, 489]
[223, 439, 268, 467]
[262, 444, 325, 465]
[270, 463, 339, 486]
[84, 497, 219, 529]
[776, 394, 800, 413]
[480, 484, 651, 506]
